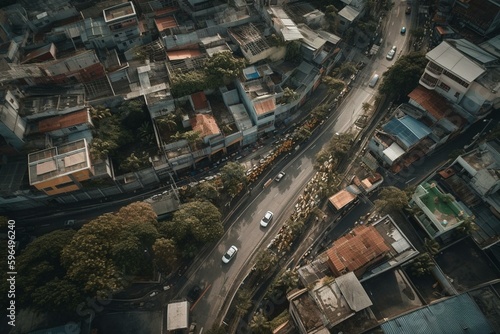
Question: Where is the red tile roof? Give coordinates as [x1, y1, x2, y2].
[154, 15, 178, 32]
[190, 113, 220, 137]
[326, 225, 390, 275]
[254, 98, 276, 115]
[328, 189, 357, 210]
[191, 91, 209, 111]
[408, 85, 452, 120]
[38, 109, 90, 133]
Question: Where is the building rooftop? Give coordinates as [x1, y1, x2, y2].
[190, 113, 220, 138]
[155, 15, 178, 32]
[228, 103, 253, 131]
[461, 142, 499, 172]
[28, 139, 90, 185]
[167, 49, 202, 61]
[166, 301, 189, 331]
[191, 91, 210, 111]
[382, 115, 431, 149]
[37, 109, 90, 133]
[228, 23, 271, 57]
[426, 40, 485, 83]
[408, 85, 454, 121]
[328, 188, 357, 210]
[326, 225, 391, 275]
[253, 97, 276, 115]
[103, 1, 136, 23]
[21, 92, 86, 119]
[380, 292, 495, 334]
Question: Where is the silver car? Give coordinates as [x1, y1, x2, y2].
[260, 211, 274, 228]
[386, 46, 397, 60]
[222, 245, 238, 263]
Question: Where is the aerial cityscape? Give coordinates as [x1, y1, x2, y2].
[0, 0, 499, 333]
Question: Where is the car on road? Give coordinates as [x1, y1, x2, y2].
[275, 171, 286, 182]
[401, 27, 406, 34]
[149, 291, 158, 297]
[64, 220, 75, 227]
[187, 285, 201, 303]
[386, 46, 397, 60]
[405, 6, 411, 14]
[368, 74, 380, 88]
[260, 211, 273, 228]
[222, 245, 238, 263]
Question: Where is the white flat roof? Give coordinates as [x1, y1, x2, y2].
[167, 301, 189, 330]
[383, 142, 405, 163]
[426, 41, 485, 82]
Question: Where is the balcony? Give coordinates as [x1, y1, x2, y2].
[420, 75, 438, 89]
[425, 63, 444, 76]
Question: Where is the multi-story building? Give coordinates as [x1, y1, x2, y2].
[451, 0, 500, 37]
[0, 88, 26, 151]
[103, 2, 143, 52]
[410, 181, 471, 241]
[418, 39, 500, 122]
[28, 138, 94, 195]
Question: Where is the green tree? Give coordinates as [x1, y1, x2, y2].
[424, 238, 440, 255]
[322, 76, 345, 94]
[276, 269, 299, 293]
[339, 62, 357, 78]
[195, 181, 220, 204]
[456, 216, 478, 236]
[410, 27, 425, 38]
[294, 126, 312, 142]
[250, 312, 272, 334]
[235, 288, 253, 315]
[205, 325, 227, 334]
[282, 87, 299, 103]
[156, 113, 178, 132]
[409, 253, 434, 277]
[284, 41, 302, 63]
[31, 278, 82, 313]
[15, 230, 77, 309]
[361, 102, 371, 113]
[120, 151, 150, 172]
[374, 186, 410, 213]
[171, 201, 223, 245]
[254, 249, 278, 274]
[204, 51, 246, 87]
[170, 70, 208, 98]
[152, 238, 179, 275]
[379, 52, 428, 101]
[89, 105, 111, 122]
[119, 99, 148, 131]
[220, 162, 246, 197]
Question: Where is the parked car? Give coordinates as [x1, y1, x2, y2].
[222, 245, 238, 263]
[187, 285, 202, 303]
[275, 171, 286, 182]
[149, 291, 158, 297]
[386, 46, 397, 60]
[405, 6, 411, 14]
[368, 74, 380, 88]
[260, 211, 274, 228]
[64, 220, 75, 227]
[400, 26, 406, 34]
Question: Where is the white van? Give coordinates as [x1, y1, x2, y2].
[368, 74, 380, 88]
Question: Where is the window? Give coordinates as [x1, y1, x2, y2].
[443, 70, 469, 88]
[438, 81, 450, 92]
[454, 92, 460, 98]
[55, 181, 75, 189]
[68, 126, 78, 131]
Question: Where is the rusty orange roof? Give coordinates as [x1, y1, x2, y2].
[154, 7, 178, 17]
[155, 15, 178, 32]
[326, 225, 390, 274]
[254, 98, 276, 115]
[190, 113, 220, 137]
[167, 49, 202, 61]
[408, 85, 452, 120]
[329, 189, 357, 210]
[38, 109, 90, 133]
[191, 91, 209, 111]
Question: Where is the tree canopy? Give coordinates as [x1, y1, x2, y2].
[374, 186, 410, 213]
[220, 162, 247, 197]
[204, 51, 246, 87]
[379, 52, 427, 101]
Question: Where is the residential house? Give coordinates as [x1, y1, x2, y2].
[17, 0, 79, 32]
[368, 112, 433, 171]
[29, 108, 93, 143]
[103, 2, 143, 52]
[328, 188, 359, 212]
[0, 88, 26, 150]
[337, 0, 366, 33]
[451, 0, 500, 37]
[228, 23, 286, 64]
[265, 7, 303, 42]
[28, 138, 94, 195]
[288, 272, 373, 334]
[325, 224, 391, 277]
[409, 181, 470, 241]
[166, 300, 190, 333]
[418, 39, 500, 123]
[451, 141, 500, 215]
[378, 290, 498, 333]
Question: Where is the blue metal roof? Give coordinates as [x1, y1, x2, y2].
[383, 115, 431, 149]
[381, 294, 495, 334]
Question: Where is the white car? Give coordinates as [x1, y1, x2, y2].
[222, 245, 238, 263]
[386, 46, 397, 60]
[260, 211, 274, 228]
[275, 171, 286, 182]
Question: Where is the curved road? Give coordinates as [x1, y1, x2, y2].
[181, 16, 413, 328]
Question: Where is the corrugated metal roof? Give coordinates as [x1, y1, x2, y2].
[335, 272, 373, 311]
[381, 293, 495, 334]
[426, 41, 485, 82]
[38, 109, 90, 133]
[254, 98, 276, 115]
[383, 115, 430, 149]
[408, 85, 451, 120]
